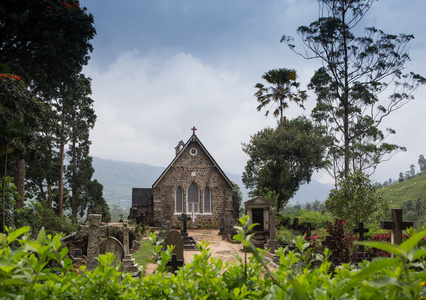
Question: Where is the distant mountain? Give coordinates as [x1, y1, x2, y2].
[92, 157, 333, 210]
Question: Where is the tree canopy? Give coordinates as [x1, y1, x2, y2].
[242, 117, 329, 211]
[0, 0, 96, 95]
[255, 68, 307, 125]
[282, 0, 425, 181]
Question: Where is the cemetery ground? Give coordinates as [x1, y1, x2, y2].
[141, 228, 252, 275]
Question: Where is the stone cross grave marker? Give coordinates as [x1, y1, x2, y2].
[288, 218, 305, 238]
[121, 220, 139, 274]
[304, 222, 315, 240]
[381, 208, 413, 245]
[265, 214, 281, 251]
[353, 222, 369, 253]
[76, 214, 110, 271]
[164, 230, 184, 272]
[179, 213, 191, 238]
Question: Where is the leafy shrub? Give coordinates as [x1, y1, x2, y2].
[326, 218, 358, 264]
[1, 220, 426, 299]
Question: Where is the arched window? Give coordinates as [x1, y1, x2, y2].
[175, 187, 183, 214]
[187, 182, 199, 213]
[204, 187, 211, 214]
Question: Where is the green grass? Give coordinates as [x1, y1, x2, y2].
[132, 238, 155, 267]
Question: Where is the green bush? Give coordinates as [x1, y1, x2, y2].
[1, 221, 426, 299]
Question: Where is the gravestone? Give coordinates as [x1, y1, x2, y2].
[121, 220, 139, 274]
[222, 211, 234, 241]
[165, 220, 171, 233]
[353, 222, 369, 253]
[99, 237, 125, 267]
[264, 214, 280, 251]
[381, 208, 413, 245]
[179, 213, 191, 238]
[304, 222, 315, 240]
[164, 230, 184, 272]
[179, 213, 197, 249]
[76, 214, 110, 271]
[288, 218, 306, 238]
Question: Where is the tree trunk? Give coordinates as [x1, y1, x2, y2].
[14, 158, 25, 208]
[71, 139, 77, 224]
[58, 112, 66, 218]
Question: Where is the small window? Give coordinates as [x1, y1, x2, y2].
[175, 187, 183, 213]
[204, 187, 211, 214]
[190, 148, 197, 156]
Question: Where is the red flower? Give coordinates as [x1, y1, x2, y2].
[83, 7, 87, 11]
[46, 6, 52, 10]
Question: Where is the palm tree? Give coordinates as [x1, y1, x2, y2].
[255, 68, 307, 124]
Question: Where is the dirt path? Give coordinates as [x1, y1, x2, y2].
[144, 229, 251, 274]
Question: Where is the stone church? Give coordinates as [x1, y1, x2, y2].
[129, 128, 239, 227]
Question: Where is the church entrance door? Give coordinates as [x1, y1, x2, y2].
[252, 209, 264, 231]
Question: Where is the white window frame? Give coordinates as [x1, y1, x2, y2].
[187, 182, 200, 214]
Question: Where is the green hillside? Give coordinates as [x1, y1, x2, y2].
[377, 172, 426, 226]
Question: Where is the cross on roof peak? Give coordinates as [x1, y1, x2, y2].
[191, 126, 197, 135]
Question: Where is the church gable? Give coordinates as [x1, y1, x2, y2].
[152, 131, 235, 227]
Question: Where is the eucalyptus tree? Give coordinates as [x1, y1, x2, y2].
[282, 0, 425, 181]
[64, 75, 97, 222]
[255, 68, 307, 125]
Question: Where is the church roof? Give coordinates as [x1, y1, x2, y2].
[132, 188, 152, 207]
[152, 133, 234, 189]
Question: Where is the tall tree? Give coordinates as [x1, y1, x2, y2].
[65, 75, 96, 222]
[0, 73, 40, 208]
[242, 117, 329, 211]
[51, 74, 95, 218]
[0, 0, 96, 95]
[418, 154, 426, 172]
[0, 0, 96, 212]
[283, 0, 425, 181]
[326, 170, 388, 227]
[255, 68, 307, 124]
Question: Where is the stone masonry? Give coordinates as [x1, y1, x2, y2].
[152, 134, 235, 227]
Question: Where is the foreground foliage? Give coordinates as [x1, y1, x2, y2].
[1, 221, 425, 299]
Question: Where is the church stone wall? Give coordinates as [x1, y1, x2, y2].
[153, 141, 233, 227]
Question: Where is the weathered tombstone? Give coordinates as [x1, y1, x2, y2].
[288, 218, 305, 238]
[353, 222, 369, 253]
[164, 220, 171, 233]
[381, 208, 413, 245]
[222, 211, 234, 241]
[99, 237, 125, 267]
[121, 220, 139, 274]
[305, 222, 315, 240]
[164, 230, 184, 272]
[76, 214, 110, 271]
[264, 214, 281, 251]
[179, 213, 191, 238]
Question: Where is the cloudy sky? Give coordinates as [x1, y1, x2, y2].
[81, 0, 426, 185]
